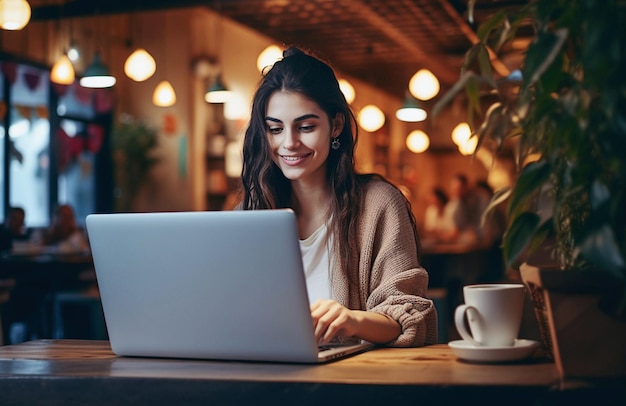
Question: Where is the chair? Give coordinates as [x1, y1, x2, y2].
[51, 289, 107, 340]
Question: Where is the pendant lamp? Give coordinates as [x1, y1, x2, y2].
[338, 79, 356, 104]
[409, 69, 440, 101]
[0, 0, 31, 31]
[153, 80, 176, 107]
[358, 105, 385, 133]
[406, 130, 430, 153]
[396, 93, 427, 122]
[205, 74, 232, 104]
[50, 54, 75, 85]
[80, 53, 116, 88]
[124, 48, 156, 82]
[256, 45, 282, 73]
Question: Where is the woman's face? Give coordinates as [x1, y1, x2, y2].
[265, 91, 338, 187]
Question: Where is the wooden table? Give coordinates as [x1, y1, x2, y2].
[1, 340, 623, 405]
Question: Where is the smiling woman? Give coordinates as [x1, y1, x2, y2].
[237, 46, 437, 347]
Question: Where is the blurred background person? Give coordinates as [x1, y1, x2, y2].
[0, 207, 30, 253]
[33, 204, 89, 254]
[422, 187, 454, 245]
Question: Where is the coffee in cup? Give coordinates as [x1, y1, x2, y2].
[454, 284, 525, 347]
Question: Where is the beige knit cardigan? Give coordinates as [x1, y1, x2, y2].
[329, 179, 437, 347]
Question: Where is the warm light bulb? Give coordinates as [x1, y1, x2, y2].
[50, 55, 75, 85]
[0, 0, 31, 31]
[409, 69, 440, 101]
[458, 136, 478, 156]
[406, 130, 430, 153]
[256, 45, 283, 73]
[124, 48, 156, 82]
[358, 105, 385, 132]
[338, 79, 356, 104]
[67, 46, 80, 62]
[153, 80, 176, 107]
[451, 122, 472, 146]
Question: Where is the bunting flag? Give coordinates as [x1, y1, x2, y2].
[1, 62, 17, 84]
[0, 101, 6, 121]
[23, 69, 42, 91]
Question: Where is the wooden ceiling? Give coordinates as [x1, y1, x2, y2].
[31, 0, 529, 100]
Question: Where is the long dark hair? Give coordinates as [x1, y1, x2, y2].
[241, 46, 419, 275]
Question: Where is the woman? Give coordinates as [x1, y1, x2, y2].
[240, 47, 436, 347]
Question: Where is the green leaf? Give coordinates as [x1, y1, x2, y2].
[507, 160, 552, 219]
[476, 10, 507, 42]
[481, 187, 511, 228]
[503, 212, 541, 269]
[432, 71, 478, 118]
[524, 28, 569, 87]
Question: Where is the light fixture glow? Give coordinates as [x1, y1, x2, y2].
[358, 105, 385, 132]
[50, 54, 75, 85]
[79, 53, 116, 88]
[256, 45, 283, 73]
[152, 80, 176, 107]
[124, 48, 156, 82]
[409, 69, 440, 101]
[451, 122, 471, 146]
[0, 0, 31, 31]
[396, 95, 427, 122]
[67, 45, 80, 62]
[205, 75, 233, 104]
[458, 136, 478, 156]
[406, 130, 430, 153]
[338, 79, 356, 104]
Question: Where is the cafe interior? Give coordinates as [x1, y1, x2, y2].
[1, 1, 626, 403]
[0, 0, 536, 345]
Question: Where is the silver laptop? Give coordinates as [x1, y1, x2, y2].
[85, 209, 373, 363]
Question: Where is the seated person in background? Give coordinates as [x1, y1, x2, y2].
[422, 187, 454, 244]
[33, 204, 89, 254]
[439, 174, 482, 245]
[0, 207, 30, 253]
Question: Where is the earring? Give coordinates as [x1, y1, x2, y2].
[331, 137, 341, 150]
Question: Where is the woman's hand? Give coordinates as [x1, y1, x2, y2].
[310, 299, 402, 344]
[310, 300, 359, 344]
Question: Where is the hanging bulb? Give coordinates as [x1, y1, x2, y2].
[153, 80, 176, 107]
[338, 79, 356, 104]
[409, 69, 440, 101]
[406, 130, 430, 153]
[124, 48, 156, 82]
[0, 0, 31, 31]
[256, 45, 282, 73]
[204, 75, 233, 103]
[80, 53, 116, 88]
[50, 54, 75, 85]
[358, 105, 385, 132]
[67, 42, 80, 62]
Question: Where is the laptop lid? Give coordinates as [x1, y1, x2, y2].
[86, 210, 371, 363]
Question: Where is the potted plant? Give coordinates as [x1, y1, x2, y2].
[112, 115, 160, 212]
[435, 0, 626, 378]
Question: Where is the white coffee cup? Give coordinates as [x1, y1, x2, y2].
[454, 284, 525, 347]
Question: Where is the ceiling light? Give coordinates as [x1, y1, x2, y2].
[409, 69, 440, 101]
[406, 130, 430, 153]
[395, 94, 427, 122]
[451, 122, 471, 146]
[80, 53, 116, 88]
[0, 0, 31, 31]
[256, 45, 282, 73]
[358, 105, 385, 132]
[50, 54, 75, 85]
[67, 42, 80, 62]
[338, 79, 355, 104]
[153, 80, 176, 107]
[124, 48, 156, 82]
[205, 75, 232, 104]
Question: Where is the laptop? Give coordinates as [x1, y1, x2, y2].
[85, 209, 373, 363]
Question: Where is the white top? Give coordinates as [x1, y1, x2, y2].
[300, 223, 332, 304]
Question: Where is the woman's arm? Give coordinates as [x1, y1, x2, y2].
[310, 299, 401, 344]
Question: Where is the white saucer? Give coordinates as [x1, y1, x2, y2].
[448, 339, 540, 363]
